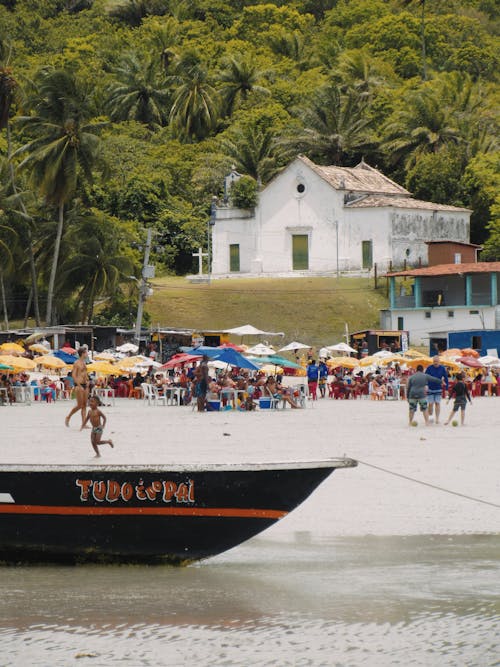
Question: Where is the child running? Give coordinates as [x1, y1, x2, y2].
[444, 373, 472, 426]
[81, 396, 114, 457]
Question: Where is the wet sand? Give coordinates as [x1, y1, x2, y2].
[1, 395, 498, 537]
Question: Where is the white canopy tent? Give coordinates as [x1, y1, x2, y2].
[278, 341, 311, 352]
[223, 324, 284, 337]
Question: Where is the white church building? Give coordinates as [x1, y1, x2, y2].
[210, 155, 471, 278]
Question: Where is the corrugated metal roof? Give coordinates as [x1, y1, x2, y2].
[298, 155, 410, 196]
[345, 194, 471, 212]
[386, 262, 500, 277]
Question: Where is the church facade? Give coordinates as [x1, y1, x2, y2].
[211, 156, 471, 278]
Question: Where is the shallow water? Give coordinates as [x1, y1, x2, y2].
[1, 534, 499, 666]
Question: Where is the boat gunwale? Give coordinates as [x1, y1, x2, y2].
[0, 458, 357, 473]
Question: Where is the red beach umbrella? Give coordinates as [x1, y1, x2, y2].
[459, 356, 484, 368]
[160, 353, 201, 369]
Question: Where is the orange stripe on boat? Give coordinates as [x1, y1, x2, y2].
[0, 504, 287, 519]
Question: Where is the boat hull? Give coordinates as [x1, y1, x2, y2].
[0, 460, 356, 564]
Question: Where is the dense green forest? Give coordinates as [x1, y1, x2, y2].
[0, 0, 498, 327]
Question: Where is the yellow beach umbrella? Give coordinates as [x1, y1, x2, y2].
[401, 355, 433, 368]
[358, 355, 378, 367]
[86, 361, 118, 375]
[259, 364, 284, 375]
[36, 355, 68, 369]
[0, 342, 25, 355]
[29, 343, 52, 354]
[327, 356, 358, 369]
[116, 355, 147, 370]
[377, 354, 404, 365]
[403, 348, 426, 359]
[0, 355, 37, 370]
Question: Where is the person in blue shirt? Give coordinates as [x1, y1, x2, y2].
[307, 359, 319, 400]
[425, 356, 449, 424]
[318, 359, 328, 398]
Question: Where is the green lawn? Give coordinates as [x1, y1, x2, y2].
[146, 276, 389, 347]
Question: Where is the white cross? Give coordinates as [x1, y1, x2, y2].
[192, 246, 208, 275]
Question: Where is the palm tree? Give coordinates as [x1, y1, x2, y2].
[382, 76, 466, 169]
[169, 53, 219, 142]
[219, 120, 289, 185]
[218, 56, 270, 117]
[58, 208, 135, 323]
[106, 53, 170, 129]
[0, 37, 41, 324]
[292, 84, 375, 166]
[15, 67, 106, 325]
[401, 0, 428, 80]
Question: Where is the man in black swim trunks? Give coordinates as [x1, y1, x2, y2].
[65, 346, 89, 428]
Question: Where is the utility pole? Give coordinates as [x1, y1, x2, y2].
[134, 228, 153, 345]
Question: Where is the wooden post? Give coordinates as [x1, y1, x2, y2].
[374, 262, 378, 289]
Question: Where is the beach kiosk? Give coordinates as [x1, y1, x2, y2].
[350, 329, 409, 356]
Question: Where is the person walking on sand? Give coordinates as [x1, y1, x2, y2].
[81, 396, 114, 457]
[425, 356, 448, 424]
[444, 373, 472, 426]
[407, 364, 430, 426]
[65, 346, 89, 428]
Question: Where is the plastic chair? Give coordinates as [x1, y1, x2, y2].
[141, 383, 154, 406]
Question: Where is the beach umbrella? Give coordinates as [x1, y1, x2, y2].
[160, 353, 202, 369]
[29, 343, 52, 354]
[327, 356, 358, 369]
[116, 355, 149, 369]
[246, 343, 276, 356]
[218, 342, 247, 352]
[135, 359, 162, 368]
[252, 355, 302, 369]
[23, 331, 46, 345]
[460, 348, 480, 358]
[212, 347, 260, 370]
[377, 354, 404, 365]
[0, 355, 37, 370]
[403, 348, 426, 358]
[326, 342, 357, 354]
[401, 355, 433, 368]
[86, 361, 118, 375]
[459, 356, 484, 368]
[0, 362, 14, 370]
[0, 342, 25, 355]
[358, 355, 378, 367]
[94, 351, 117, 361]
[53, 349, 78, 364]
[478, 355, 500, 367]
[60, 344, 77, 354]
[36, 355, 68, 369]
[116, 342, 139, 354]
[278, 341, 311, 352]
[259, 364, 284, 375]
[440, 348, 462, 357]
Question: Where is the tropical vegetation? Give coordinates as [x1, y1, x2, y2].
[0, 0, 498, 327]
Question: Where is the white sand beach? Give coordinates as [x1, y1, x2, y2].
[1, 396, 498, 538]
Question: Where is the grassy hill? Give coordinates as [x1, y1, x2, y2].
[145, 276, 389, 347]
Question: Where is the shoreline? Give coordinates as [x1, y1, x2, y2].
[1, 396, 498, 538]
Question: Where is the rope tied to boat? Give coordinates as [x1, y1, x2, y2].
[355, 459, 500, 509]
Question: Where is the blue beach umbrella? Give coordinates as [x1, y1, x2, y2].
[186, 346, 260, 370]
[53, 349, 78, 364]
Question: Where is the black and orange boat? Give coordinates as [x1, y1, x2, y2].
[0, 459, 357, 564]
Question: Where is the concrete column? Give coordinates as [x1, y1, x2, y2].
[414, 277, 422, 308]
[491, 272, 498, 306]
[465, 274, 472, 306]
